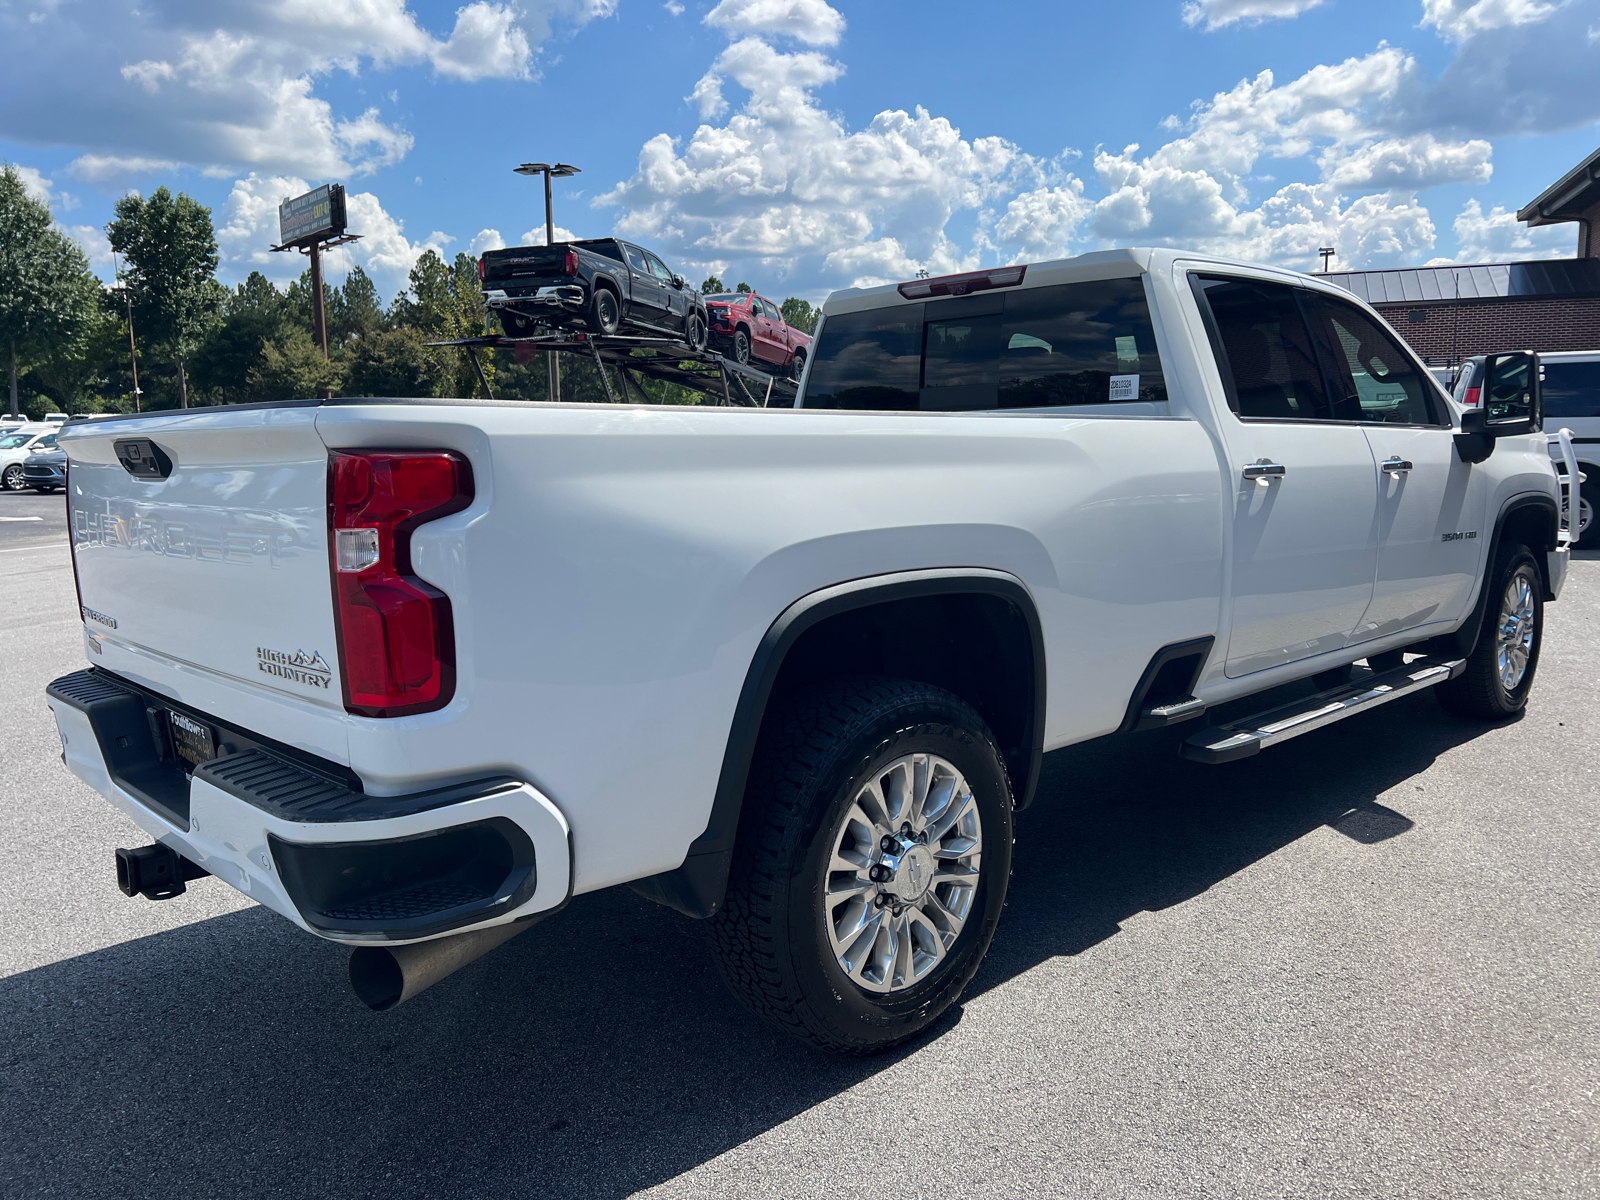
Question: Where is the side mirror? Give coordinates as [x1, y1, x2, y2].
[1454, 350, 1541, 463]
[671, 274, 685, 289]
[1479, 350, 1542, 435]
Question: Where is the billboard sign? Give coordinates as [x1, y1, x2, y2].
[278, 184, 347, 247]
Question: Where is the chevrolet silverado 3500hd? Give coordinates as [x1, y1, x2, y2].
[46, 249, 1574, 1054]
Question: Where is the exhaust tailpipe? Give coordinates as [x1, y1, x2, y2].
[349, 918, 537, 1011]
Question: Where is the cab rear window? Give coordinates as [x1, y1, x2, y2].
[804, 277, 1167, 411]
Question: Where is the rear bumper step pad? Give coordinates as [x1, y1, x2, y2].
[1182, 656, 1466, 764]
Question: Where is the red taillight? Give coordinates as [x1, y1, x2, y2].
[898, 265, 1027, 300]
[1464, 387, 1481, 407]
[477, 256, 485, 281]
[564, 250, 578, 275]
[328, 451, 474, 718]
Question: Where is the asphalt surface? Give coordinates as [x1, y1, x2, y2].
[1, 534, 1596, 1200]
[0, 486, 68, 553]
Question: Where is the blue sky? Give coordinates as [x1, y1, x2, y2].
[2, 0, 1596, 303]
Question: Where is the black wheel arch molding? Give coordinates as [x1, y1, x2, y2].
[1426, 490, 1560, 661]
[630, 567, 1047, 920]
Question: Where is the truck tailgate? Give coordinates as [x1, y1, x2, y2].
[64, 407, 346, 738]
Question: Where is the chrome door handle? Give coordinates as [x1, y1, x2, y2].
[1242, 461, 1286, 482]
[1381, 457, 1413, 475]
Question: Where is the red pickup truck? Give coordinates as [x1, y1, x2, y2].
[703, 292, 812, 377]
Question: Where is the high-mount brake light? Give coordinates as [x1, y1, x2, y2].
[898, 265, 1027, 300]
[564, 250, 578, 275]
[328, 451, 473, 718]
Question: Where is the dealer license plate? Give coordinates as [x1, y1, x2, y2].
[167, 710, 217, 770]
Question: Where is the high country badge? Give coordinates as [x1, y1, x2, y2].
[257, 646, 333, 689]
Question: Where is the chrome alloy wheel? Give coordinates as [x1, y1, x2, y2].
[822, 752, 982, 994]
[1496, 571, 1537, 691]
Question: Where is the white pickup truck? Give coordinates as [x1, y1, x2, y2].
[46, 249, 1575, 1055]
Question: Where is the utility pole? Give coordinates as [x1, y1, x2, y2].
[514, 162, 580, 402]
[112, 253, 142, 412]
[1318, 247, 1336, 273]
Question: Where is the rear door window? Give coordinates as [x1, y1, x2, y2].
[1543, 361, 1600, 419]
[623, 245, 649, 274]
[1191, 275, 1331, 420]
[804, 276, 1167, 411]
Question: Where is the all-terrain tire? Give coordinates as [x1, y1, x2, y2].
[732, 328, 752, 366]
[1435, 542, 1543, 720]
[709, 677, 1014, 1055]
[589, 287, 621, 335]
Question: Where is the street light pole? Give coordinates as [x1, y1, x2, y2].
[112, 252, 142, 413]
[514, 161, 580, 403]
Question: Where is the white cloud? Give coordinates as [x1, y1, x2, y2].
[703, 0, 845, 45]
[64, 224, 116, 276]
[470, 229, 507, 254]
[215, 172, 452, 297]
[664, 0, 685, 13]
[994, 183, 1096, 261]
[0, 0, 611, 181]
[66, 155, 181, 183]
[518, 224, 581, 245]
[431, 3, 533, 81]
[1447, 198, 1575, 262]
[1182, 0, 1324, 31]
[14, 165, 55, 204]
[1419, 0, 1560, 42]
[1318, 133, 1492, 189]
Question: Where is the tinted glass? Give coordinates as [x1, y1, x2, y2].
[0, 434, 30, 449]
[1312, 296, 1437, 424]
[1543, 361, 1600, 418]
[1193, 276, 1330, 420]
[925, 313, 1003, 390]
[623, 245, 648, 272]
[998, 277, 1167, 407]
[1485, 354, 1538, 425]
[34, 435, 57, 449]
[804, 305, 925, 410]
[646, 253, 674, 281]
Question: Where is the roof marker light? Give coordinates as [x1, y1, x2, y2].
[898, 265, 1027, 300]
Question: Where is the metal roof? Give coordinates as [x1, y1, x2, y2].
[1320, 258, 1600, 305]
[1518, 144, 1600, 227]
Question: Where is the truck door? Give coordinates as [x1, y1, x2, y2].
[1190, 274, 1380, 678]
[623, 244, 669, 326]
[1307, 292, 1487, 639]
[752, 296, 787, 363]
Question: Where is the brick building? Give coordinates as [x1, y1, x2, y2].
[1322, 144, 1600, 364]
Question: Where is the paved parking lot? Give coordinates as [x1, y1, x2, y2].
[1, 527, 1596, 1199]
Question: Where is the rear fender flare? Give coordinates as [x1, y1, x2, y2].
[630, 568, 1047, 919]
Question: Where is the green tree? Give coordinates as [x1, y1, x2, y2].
[390, 250, 454, 332]
[700, 275, 725, 295]
[247, 328, 343, 401]
[780, 297, 818, 335]
[106, 186, 223, 408]
[0, 164, 101, 417]
[736, 281, 752, 293]
[192, 271, 293, 404]
[343, 327, 450, 398]
[329, 266, 384, 346]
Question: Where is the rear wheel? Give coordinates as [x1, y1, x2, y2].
[710, 677, 1013, 1055]
[1436, 542, 1543, 720]
[589, 287, 620, 335]
[1, 464, 21, 490]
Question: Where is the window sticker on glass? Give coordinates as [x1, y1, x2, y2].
[1109, 374, 1140, 401]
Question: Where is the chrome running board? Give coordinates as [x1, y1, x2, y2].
[1181, 656, 1466, 764]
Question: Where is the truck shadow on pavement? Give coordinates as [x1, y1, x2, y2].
[0, 688, 1502, 1200]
